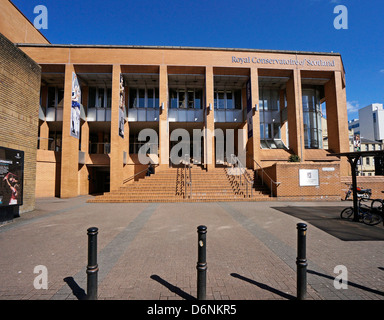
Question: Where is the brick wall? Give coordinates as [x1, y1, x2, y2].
[260, 162, 341, 200]
[341, 176, 384, 200]
[0, 32, 41, 213]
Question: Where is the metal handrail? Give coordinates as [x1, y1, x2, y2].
[247, 155, 281, 197]
[122, 164, 158, 184]
[230, 154, 253, 198]
[184, 154, 192, 199]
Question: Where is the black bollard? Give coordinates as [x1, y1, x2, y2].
[196, 225, 207, 300]
[87, 227, 99, 300]
[296, 223, 307, 300]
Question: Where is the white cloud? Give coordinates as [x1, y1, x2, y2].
[347, 101, 360, 113]
[380, 69, 384, 73]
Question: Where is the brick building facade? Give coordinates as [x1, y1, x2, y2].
[0, 32, 41, 217]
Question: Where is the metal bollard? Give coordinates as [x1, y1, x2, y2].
[296, 223, 307, 300]
[86, 227, 99, 300]
[196, 225, 207, 300]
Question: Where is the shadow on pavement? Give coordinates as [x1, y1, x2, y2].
[230, 273, 295, 300]
[308, 270, 384, 297]
[150, 274, 196, 300]
[272, 206, 384, 241]
[64, 277, 87, 300]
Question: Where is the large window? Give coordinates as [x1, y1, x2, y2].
[214, 90, 241, 109]
[302, 88, 322, 149]
[169, 89, 202, 109]
[129, 88, 159, 108]
[259, 87, 286, 149]
[88, 87, 112, 108]
[46, 87, 64, 108]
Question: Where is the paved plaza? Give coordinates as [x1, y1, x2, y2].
[0, 196, 384, 301]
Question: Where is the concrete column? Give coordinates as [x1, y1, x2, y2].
[159, 65, 169, 169]
[110, 64, 124, 191]
[39, 121, 49, 150]
[79, 120, 89, 195]
[205, 66, 215, 171]
[325, 70, 349, 176]
[250, 67, 261, 168]
[39, 86, 49, 150]
[286, 69, 305, 161]
[60, 64, 79, 198]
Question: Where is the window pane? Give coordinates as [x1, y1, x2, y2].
[154, 88, 159, 108]
[98, 88, 104, 108]
[218, 91, 225, 109]
[138, 89, 145, 108]
[57, 88, 64, 108]
[129, 89, 137, 108]
[88, 87, 96, 108]
[187, 90, 194, 108]
[48, 87, 56, 108]
[170, 89, 178, 109]
[194, 90, 202, 109]
[106, 88, 112, 108]
[179, 91, 186, 108]
[234, 90, 242, 109]
[147, 88, 154, 108]
[226, 91, 234, 109]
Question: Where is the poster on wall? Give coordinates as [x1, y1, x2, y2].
[71, 72, 81, 139]
[299, 169, 319, 186]
[0, 147, 24, 207]
[119, 74, 125, 138]
[246, 79, 253, 139]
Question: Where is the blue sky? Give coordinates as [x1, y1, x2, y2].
[12, 0, 384, 121]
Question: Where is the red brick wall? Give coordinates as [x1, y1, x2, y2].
[259, 162, 341, 200]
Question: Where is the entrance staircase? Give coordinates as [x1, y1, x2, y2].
[87, 165, 272, 203]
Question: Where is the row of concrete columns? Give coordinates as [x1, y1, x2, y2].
[39, 64, 349, 198]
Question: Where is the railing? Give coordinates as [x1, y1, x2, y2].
[89, 142, 110, 154]
[184, 154, 192, 199]
[122, 164, 159, 184]
[37, 137, 62, 152]
[229, 154, 253, 198]
[247, 155, 281, 197]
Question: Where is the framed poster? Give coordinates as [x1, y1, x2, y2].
[299, 169, 319, 186]
[0, 147, 24, 206]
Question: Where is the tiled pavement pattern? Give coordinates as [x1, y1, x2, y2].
[0, 196, 383, 300]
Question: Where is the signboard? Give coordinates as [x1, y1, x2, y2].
[299, 169, 319, 187]
[0, 147, 24, 206]
[246, 79, 253, 138]
[71, 72, 81, 139]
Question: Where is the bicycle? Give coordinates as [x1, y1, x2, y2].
[340, 198, 383, 226]
[370, 191, 384, 219]
[344, 183, 372, 200]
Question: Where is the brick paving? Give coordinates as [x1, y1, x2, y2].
[0, 196, 384, 300]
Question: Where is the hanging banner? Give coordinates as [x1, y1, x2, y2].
[353, 134, 361, 151]
[246, 78, 253, 138]
[0, 147, 24, 207]
[119, 74, 125, 138]
[71, 72, 81, 139]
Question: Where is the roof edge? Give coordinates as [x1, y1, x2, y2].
[15, 43, 341, 56]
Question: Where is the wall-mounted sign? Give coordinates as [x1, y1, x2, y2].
[299, 169, 319, 186]
[0, 147, 24, 207]
[231, 56, 335, 67]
